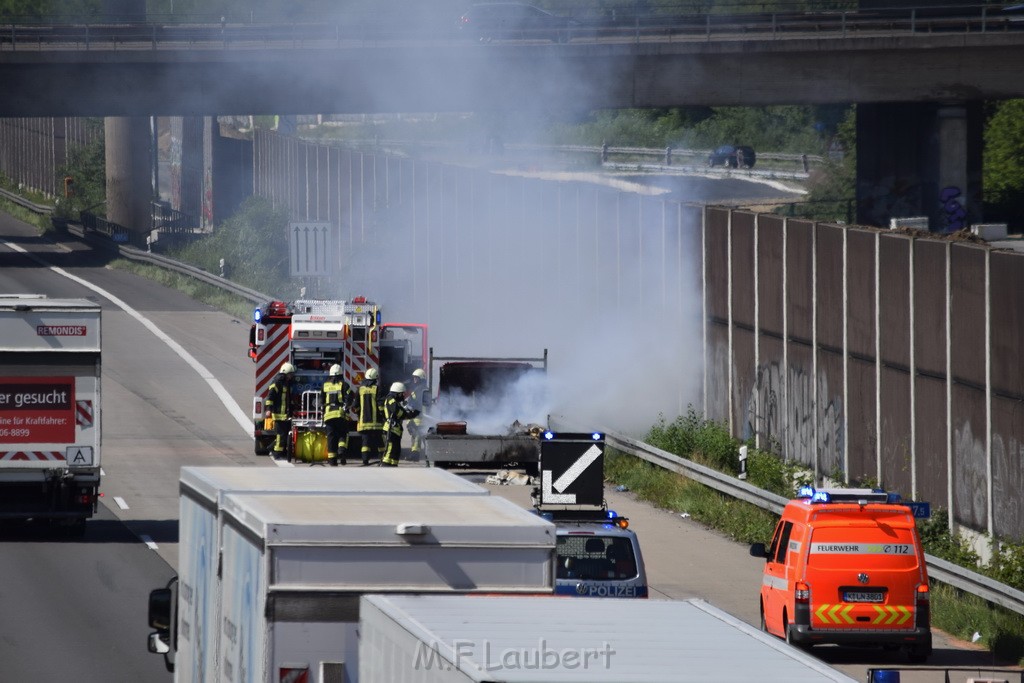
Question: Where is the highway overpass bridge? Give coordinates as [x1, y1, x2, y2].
[2, 12, 1023, 229]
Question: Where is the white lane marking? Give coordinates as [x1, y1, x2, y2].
[2, 239, 254, 437]
[140, 535, 159, 550]
[113, 496, 129, 510]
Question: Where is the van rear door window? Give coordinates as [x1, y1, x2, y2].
[557, 535, 637, 580]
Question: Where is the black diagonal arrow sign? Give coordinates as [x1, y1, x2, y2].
[539, 434, 604, 507]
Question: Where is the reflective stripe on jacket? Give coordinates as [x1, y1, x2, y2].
[266, 373, 292, 419]
[357, 382, 382, 430]
[384, 395, 420, 436]
[322, 379, 349, 421]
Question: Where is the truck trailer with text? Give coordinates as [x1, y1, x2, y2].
[0, 295, 101, 535]
[359, 594, 859, 682]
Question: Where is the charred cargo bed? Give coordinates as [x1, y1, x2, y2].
[424, 348, 548, 471]
[423, 432, 541, 468]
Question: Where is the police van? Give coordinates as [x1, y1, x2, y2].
[750, 487, 931, 662]
[533, 431, 648, 599]
[550, 509, 648, 598]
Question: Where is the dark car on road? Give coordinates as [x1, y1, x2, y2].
[707, 144, 756, 169]
[457, 3, 578, 42]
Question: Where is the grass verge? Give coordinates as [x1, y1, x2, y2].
[107, 259, 254, 321]
[0, 196, 51, 233]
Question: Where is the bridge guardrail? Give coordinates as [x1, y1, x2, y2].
[347, 138, 825, 170]
[0, 5, 1018, 50]
[548, 417, 1024, 617]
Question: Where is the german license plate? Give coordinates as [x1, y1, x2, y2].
[844, 591, 884, 603]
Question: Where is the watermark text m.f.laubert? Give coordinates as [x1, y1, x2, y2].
[413, 638, 616, 673]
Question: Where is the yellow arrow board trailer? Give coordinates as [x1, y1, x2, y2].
[0, 296, 101, 535]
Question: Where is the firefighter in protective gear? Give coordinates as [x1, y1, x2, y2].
[381, 382, 420, 467]
[356, 367, 384, 465]
[406, 368, 428, 460]
[321, 364, 352, 466]
[265, 362, 296, 460]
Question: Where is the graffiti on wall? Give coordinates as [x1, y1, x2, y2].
[953, 420, 988, 531]
[992, 433, 1024, 542]
[744, 361, 844, 476]
[939, 186, 967, 233]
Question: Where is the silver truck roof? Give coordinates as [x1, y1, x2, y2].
[221, 492, 555, 546]
[361, 595, 859, 682]
[180, 465, 488, 505]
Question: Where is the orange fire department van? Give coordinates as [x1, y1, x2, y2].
[750, 487, 931, 662]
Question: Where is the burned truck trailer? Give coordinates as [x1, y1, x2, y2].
[422, 349, 548, 471]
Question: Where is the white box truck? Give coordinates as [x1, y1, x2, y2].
[217, 492, 555, 683]
[0, 295, 101, 535]
[359, 594, 860, 683]
[153, 466, 491, 681]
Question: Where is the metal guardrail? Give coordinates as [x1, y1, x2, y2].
[0, 186, 53, 214]
[549, 416, 1024, 617]
[66, 222, 272, 306]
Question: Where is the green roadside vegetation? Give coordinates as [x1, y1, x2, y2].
[109, 259, 254, 321]
[604, 408, 1024, 664]
[107, 195, 300, 320]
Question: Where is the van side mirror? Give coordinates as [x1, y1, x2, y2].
[147, 579, 177, 673]
[749, 542, 769, 559]
[148, 587, 172, 630]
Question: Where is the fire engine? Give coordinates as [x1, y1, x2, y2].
[247, 297, 427, 456]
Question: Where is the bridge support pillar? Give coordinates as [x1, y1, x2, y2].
[105, 116, 152, 233]
[855, 101, 983, 232]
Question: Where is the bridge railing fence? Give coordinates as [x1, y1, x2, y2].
[0, 4, 1016, 50]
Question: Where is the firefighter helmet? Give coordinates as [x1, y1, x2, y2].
[412, 368, 427, 380]
[365, 368, 379, 380]
[329, 364, 343, 377]
[280, 362, 296, 375]
[390, 382, 406, 394]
